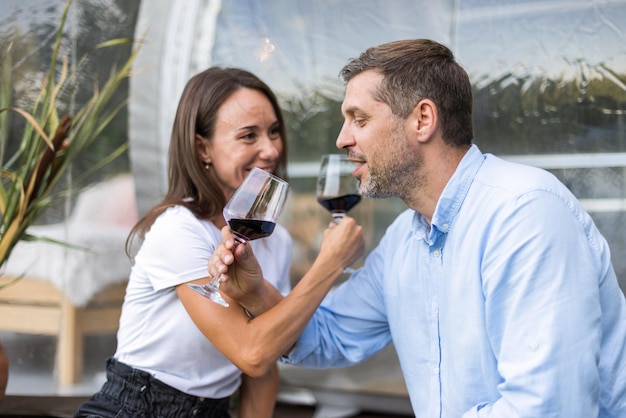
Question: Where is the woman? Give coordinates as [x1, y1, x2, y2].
[74, 67, 306, 417]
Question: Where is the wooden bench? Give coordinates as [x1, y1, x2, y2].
[0, 277, 126, 385]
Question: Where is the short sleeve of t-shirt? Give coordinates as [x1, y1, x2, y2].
[135, 206, 221, 291]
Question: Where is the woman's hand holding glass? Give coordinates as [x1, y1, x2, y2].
[209, 226, 267, 307]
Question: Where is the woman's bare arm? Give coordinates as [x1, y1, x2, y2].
[237, 365, 279, 418]
[176, 216, 364, 377]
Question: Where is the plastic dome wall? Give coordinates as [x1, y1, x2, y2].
[129, 0, 221, 215]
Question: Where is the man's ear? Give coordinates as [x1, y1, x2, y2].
[410, 99, 438, 143]
[195, 133, 211, 164]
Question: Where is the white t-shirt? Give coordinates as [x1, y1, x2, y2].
[114, 205, 292, 398]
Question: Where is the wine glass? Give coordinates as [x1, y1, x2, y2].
[316, 154, 362, 274]
[189, 167, 289, 307]
[316, 154, 362, 223]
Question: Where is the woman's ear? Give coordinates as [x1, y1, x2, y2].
[411, 99, 438, 143]
[195, 134, 211, 164]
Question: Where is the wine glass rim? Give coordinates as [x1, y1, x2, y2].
[249, 166, 288, 186]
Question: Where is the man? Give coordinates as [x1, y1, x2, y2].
[212, 39, 626, 417]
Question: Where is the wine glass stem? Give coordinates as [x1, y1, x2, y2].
[208, 273, 223, 290]
[332, 213, 346, 223]
[331, 212, 356, 274]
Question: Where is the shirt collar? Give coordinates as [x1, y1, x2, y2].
[413, 144, 485, 242]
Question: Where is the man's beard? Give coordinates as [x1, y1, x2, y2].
[360, 122, 421, 200]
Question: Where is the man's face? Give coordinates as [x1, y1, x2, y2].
[337, 70, 417, 199]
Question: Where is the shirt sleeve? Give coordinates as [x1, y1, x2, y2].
[137, 207, 218, 291]
[470, 189, 604, 417]
[283, 229, 393, 368]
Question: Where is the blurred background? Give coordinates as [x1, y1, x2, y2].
[1, 0, 625, 416]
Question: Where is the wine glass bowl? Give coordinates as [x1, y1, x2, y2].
[316, 154, 362, 222]
[224, 170, 289, 244]
[189, 167, 289, 306]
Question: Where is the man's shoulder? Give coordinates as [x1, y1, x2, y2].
[477, 155, 564, 197]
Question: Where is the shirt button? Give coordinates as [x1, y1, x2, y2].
[442, 223, 449, 231]
[433, 367, 440, 374]
[529, 341, 539, 350]
[433, 250, 441, 258]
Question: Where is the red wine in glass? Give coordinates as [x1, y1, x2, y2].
[317, 194, 362, 216]
[316, 154, 362, 222]
[189, 167, 289, 307]
[227, 218, 276, 242]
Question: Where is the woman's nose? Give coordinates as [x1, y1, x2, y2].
[260, 136, 281, 160]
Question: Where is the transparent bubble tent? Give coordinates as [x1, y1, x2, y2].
[1, 0, 625, 416]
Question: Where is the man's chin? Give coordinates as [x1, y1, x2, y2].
[361, 180, 398, 199]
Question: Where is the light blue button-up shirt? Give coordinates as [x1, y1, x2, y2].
[283, 145, 626, 417]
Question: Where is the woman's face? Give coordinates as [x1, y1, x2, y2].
[201, 87, 283, 200]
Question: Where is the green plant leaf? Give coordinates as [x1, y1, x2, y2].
[0, 0, 142, 273]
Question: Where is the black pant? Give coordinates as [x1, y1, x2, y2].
[74, 358, 231, 418]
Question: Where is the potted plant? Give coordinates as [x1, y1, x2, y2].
[0, 0, 140, 403]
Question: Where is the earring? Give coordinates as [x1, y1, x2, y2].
[204, 162, 211, 169]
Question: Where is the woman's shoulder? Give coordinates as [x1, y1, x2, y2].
[150, 205, 219, 239]
[157, 204, 195, 221]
